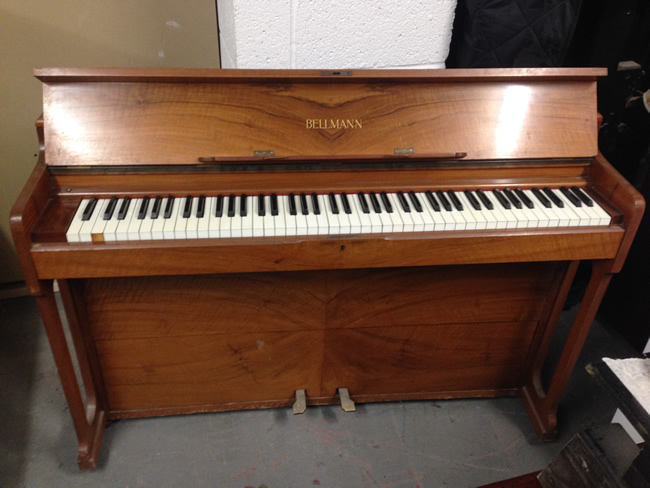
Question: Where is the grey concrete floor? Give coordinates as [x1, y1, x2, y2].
[0, 294, 638, 488]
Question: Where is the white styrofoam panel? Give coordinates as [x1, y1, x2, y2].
[293, 0, 456, 69]
[218, 0, 456, 69]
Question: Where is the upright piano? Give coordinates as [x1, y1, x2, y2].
[10, 67, 644, 469]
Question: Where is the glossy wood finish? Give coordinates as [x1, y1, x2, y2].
[39, 69, 600, 166]
[80, 264, 556, 414]
[10, 68, 644, 469]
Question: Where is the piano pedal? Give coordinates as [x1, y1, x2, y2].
[337, 388, 356, 412]
[292, 389, 307, 414]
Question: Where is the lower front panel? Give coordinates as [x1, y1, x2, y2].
[76, 263, 564, 416]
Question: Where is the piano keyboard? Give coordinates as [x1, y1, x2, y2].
[65, 188, 612, 243]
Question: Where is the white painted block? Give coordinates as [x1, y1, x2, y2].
[218, 0, 457, 69]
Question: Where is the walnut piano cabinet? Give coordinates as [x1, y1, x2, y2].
[9, 67, 645, 469]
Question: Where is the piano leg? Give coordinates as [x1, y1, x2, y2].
[522, 260, 614, 439]
[35, 280, 107, 470]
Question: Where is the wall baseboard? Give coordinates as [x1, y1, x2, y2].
[0, 282, 30, 300]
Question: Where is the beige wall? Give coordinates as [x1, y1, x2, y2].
[0, 1, 220, 284]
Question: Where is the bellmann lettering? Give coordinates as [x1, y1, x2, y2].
[305, 119, 362, 129]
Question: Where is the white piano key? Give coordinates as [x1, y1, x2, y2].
[138, 199, 157, 241]
[66, 199, 90, 243]
[389, 193, 414, 232]
[315, 195, 330, 235]
[305, 195, 319, 235]
[457, 192, 486, 230]
[384, 194, 405, 233]
[295, 196, 309, 236]
[260, 195, 275, 236]
[443, 192, 468, 231]
[127, 198, 145, 240]
[521, 190, 552, 228]
[161, 198, 179, 239]
[244, 196, 258, 237]
[550, 190, 581, 226]
[589, 196, 612, 225]
[284, 195, 298, 236]
[405, 194, 426, 232]
[197, 197, 213, 239]
[103, 198, 125, 241]
[374, 193, 394, 233]
[208, 197, 222, 238]
[78, 199, 104, 242]
[89, 199, 111, 237]
[343, 194, 361, 234]
[324, 194, 341, 235]
[230, 196, 243, 238]
[362, 194, 383, 233]
[173, 198, 190, 239]
[412, 193, 435, 231]
[274, 195, 287, 236]
[351, 196, 372, 233]
[556, 191, 593, 226]
[185, 197, 200, 239]
[116, 200, 138, 241]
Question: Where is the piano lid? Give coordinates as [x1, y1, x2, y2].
[35, 67, 606, 167]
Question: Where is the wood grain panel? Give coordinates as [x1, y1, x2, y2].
[31, 228, 624, 279]
[42, 74, 599, 166]
[321, 322, 538, 396]
[97, 330, 324, 411]
[84, 273, 327, 339]
[325, 264, 556, 328]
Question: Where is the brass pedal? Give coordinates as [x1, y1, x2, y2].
[337, 388, 356, 412]
[292, 389, 307, 414]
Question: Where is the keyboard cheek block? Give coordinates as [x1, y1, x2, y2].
[10, 67, 645, 469]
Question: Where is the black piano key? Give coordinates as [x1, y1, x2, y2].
[257, 194, 264, 216]
[408, 191, 423, 212]
[436, 190, 452, 211]
[227, 195, 236, 217]
[397, 191, 411, 212]
[103, 196, 118, 220]
[571, 186, 594, 207]
[543, 187, 564, 208]
[341, 192, 352, 214]
[150, 196, 162, 219]
[118, 197, 132, 220]
[240, 194, 248, 217]
[514, 189, 534, 209]
[81, 197, 98, 221]
[369, 192, 381, 213]
[560, 186, 582, 207]
[299, 193, 309, 215]
[464, 190, 481, 210]
[492, 189, 511, 209]
[476, 190, 493, 210]
[329, 192, 340, 214]
[425, 191, 441, 212]
[196, 195, 206, 218]
[311, 192, 320, 215]
[531, 188, 551, 208]
[288, 193, 297, 215]
[503, 189, 522, 209]
[215, 195, 224, 217]
[182, 196, 193, 218]
[270, 194, 279, 216]
[137, 196, 150, 219]
[358, 192, 370, 214]
[380, 192, 393, 213]
[447, 190, 463, 211]
[163, 196, 174, 219]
